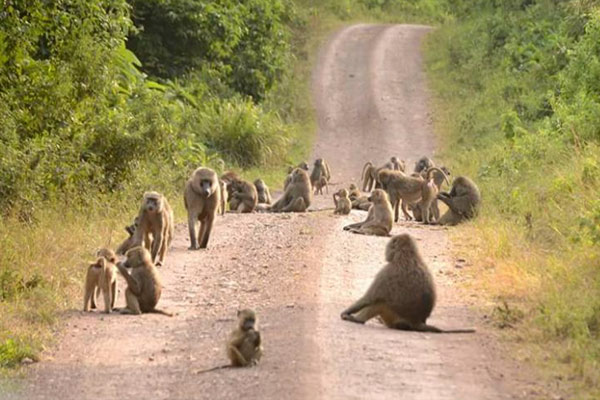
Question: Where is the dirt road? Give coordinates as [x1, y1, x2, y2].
[2, 24, 544, 399]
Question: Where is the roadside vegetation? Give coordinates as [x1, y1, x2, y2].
[425, 0, 600, 396]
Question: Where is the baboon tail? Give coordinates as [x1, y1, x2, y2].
[149, 309, 174, 317]
[195, 365, 232, 374]
[426, 167, 450, 186]
[417, 323, 476, 333]
[361, 162, 373, 181]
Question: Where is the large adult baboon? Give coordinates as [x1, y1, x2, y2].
[436, 176, 481, 226]
[184, 167, 220, 249]
[270, 168, 312, 212]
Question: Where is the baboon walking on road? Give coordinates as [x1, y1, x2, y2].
[185, 167, 220, 249]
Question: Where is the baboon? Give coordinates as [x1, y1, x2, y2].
[116, 216, 139, 255]
[83, 249, 118, 313]
[385, 156, 405, 172]
[218, 179, 228, 216]
[410, 166, 451, 222]
[343, 189, 393, 236]
[254, 179, 272, 204]
[310, 158, 331, 188]
[333, 188, 351, 215]
[184, 167, 220, 250]
[196, 309, 263, 373]
[352, 196, 372, 211]
[221, 171, 240, 198]
[227, 309, 263, 367]
[229, 179, 258, 213]
[341, 234, 475, 333]
[436, 176, 481, 226]
[270, 168, 312, 212]
[132, 192, 174, 266]
[362, 157, 405, 191]
[348, 183, 361, 201]
[116, 246, 172, 316]
[314, 175, 328, 195]
[378, 167, 448, 223]
[297, 161, 309, 171]
[414, 156, 435, 173]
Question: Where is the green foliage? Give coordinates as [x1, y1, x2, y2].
[126, 0, 293, 101]
[425, 0, 600, 391]
[0, 339, 36, 368]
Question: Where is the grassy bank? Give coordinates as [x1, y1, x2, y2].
[425, 1, 600, 396]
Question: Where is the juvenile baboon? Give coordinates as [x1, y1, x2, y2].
[314, 175, 329, 195]
[218, 180, 228, 216]
[362, 157, 405, 191]
[196, 309, 263, 373]
[333, 188, 351, 215]
[348, 183, 361, 201]
[221, 171, 240, 198]
[116, 216, 139, 255]
[378, 167, 448, 223]
[229, 179, 258, 213]
[341, 234, 475, 333]
[116, 246, 172, 316]
[133, 192, 174, 266]
[270, 168, 312, 212]
[385, 156, 405, 172]
[414, 156, 435, 173]
[83, 249, 118, 313]
[185, 167, 220, 250]
[254, 179, 272, 204]
[310, 158, 331, 189]
[436, 176, 481, 226]
[343, 189, 393, 236]
[410, 166, 451, 222]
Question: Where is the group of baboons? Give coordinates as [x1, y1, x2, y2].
[81, 155, 480, 370]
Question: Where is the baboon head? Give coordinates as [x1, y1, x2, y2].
[89, 257, 107, 270]
[337, 188, 349, 198]
[125, 216, 140, 236]
[142, 192, 164, 214]
[314, 158, 323, 168]
[237, 309, 257, 331]
[368, 188, 388, 204]
[298, 161, 309, 171]
[254, 179, 265, 189]
[385, 234, 418, 263]
[291, 168, 308, 183]
[123, 246, 152, 269]
[193, 168, 219, 197]
[349, 183, 358, 191]
[440, 166, 451, 177]
[414, 156, 434, 173]
[96, 248, 117, 264]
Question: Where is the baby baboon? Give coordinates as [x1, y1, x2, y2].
[116, 216, 139, 255]
[254, 179, 272, 204]
[314, 175, 328, 195]
[185, 167, 220, 250]
[343, 189, 393, 236]
[196, 309, 263, 373]
[83, 248, 118, 313]
[133, 192, 174, 266]
[228, 309, 263, 367]
[341, 234, 475, 333]
[333, 188, 351, 215]
[116, 246, 172, 316]
[270, 168, 312, 212]
[218, 179, 228, 216]
[229, 179, 258, 213]
[437, 176, 481, 226]
[378, 167, 448, 223]
[414, 156, 435, 173]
